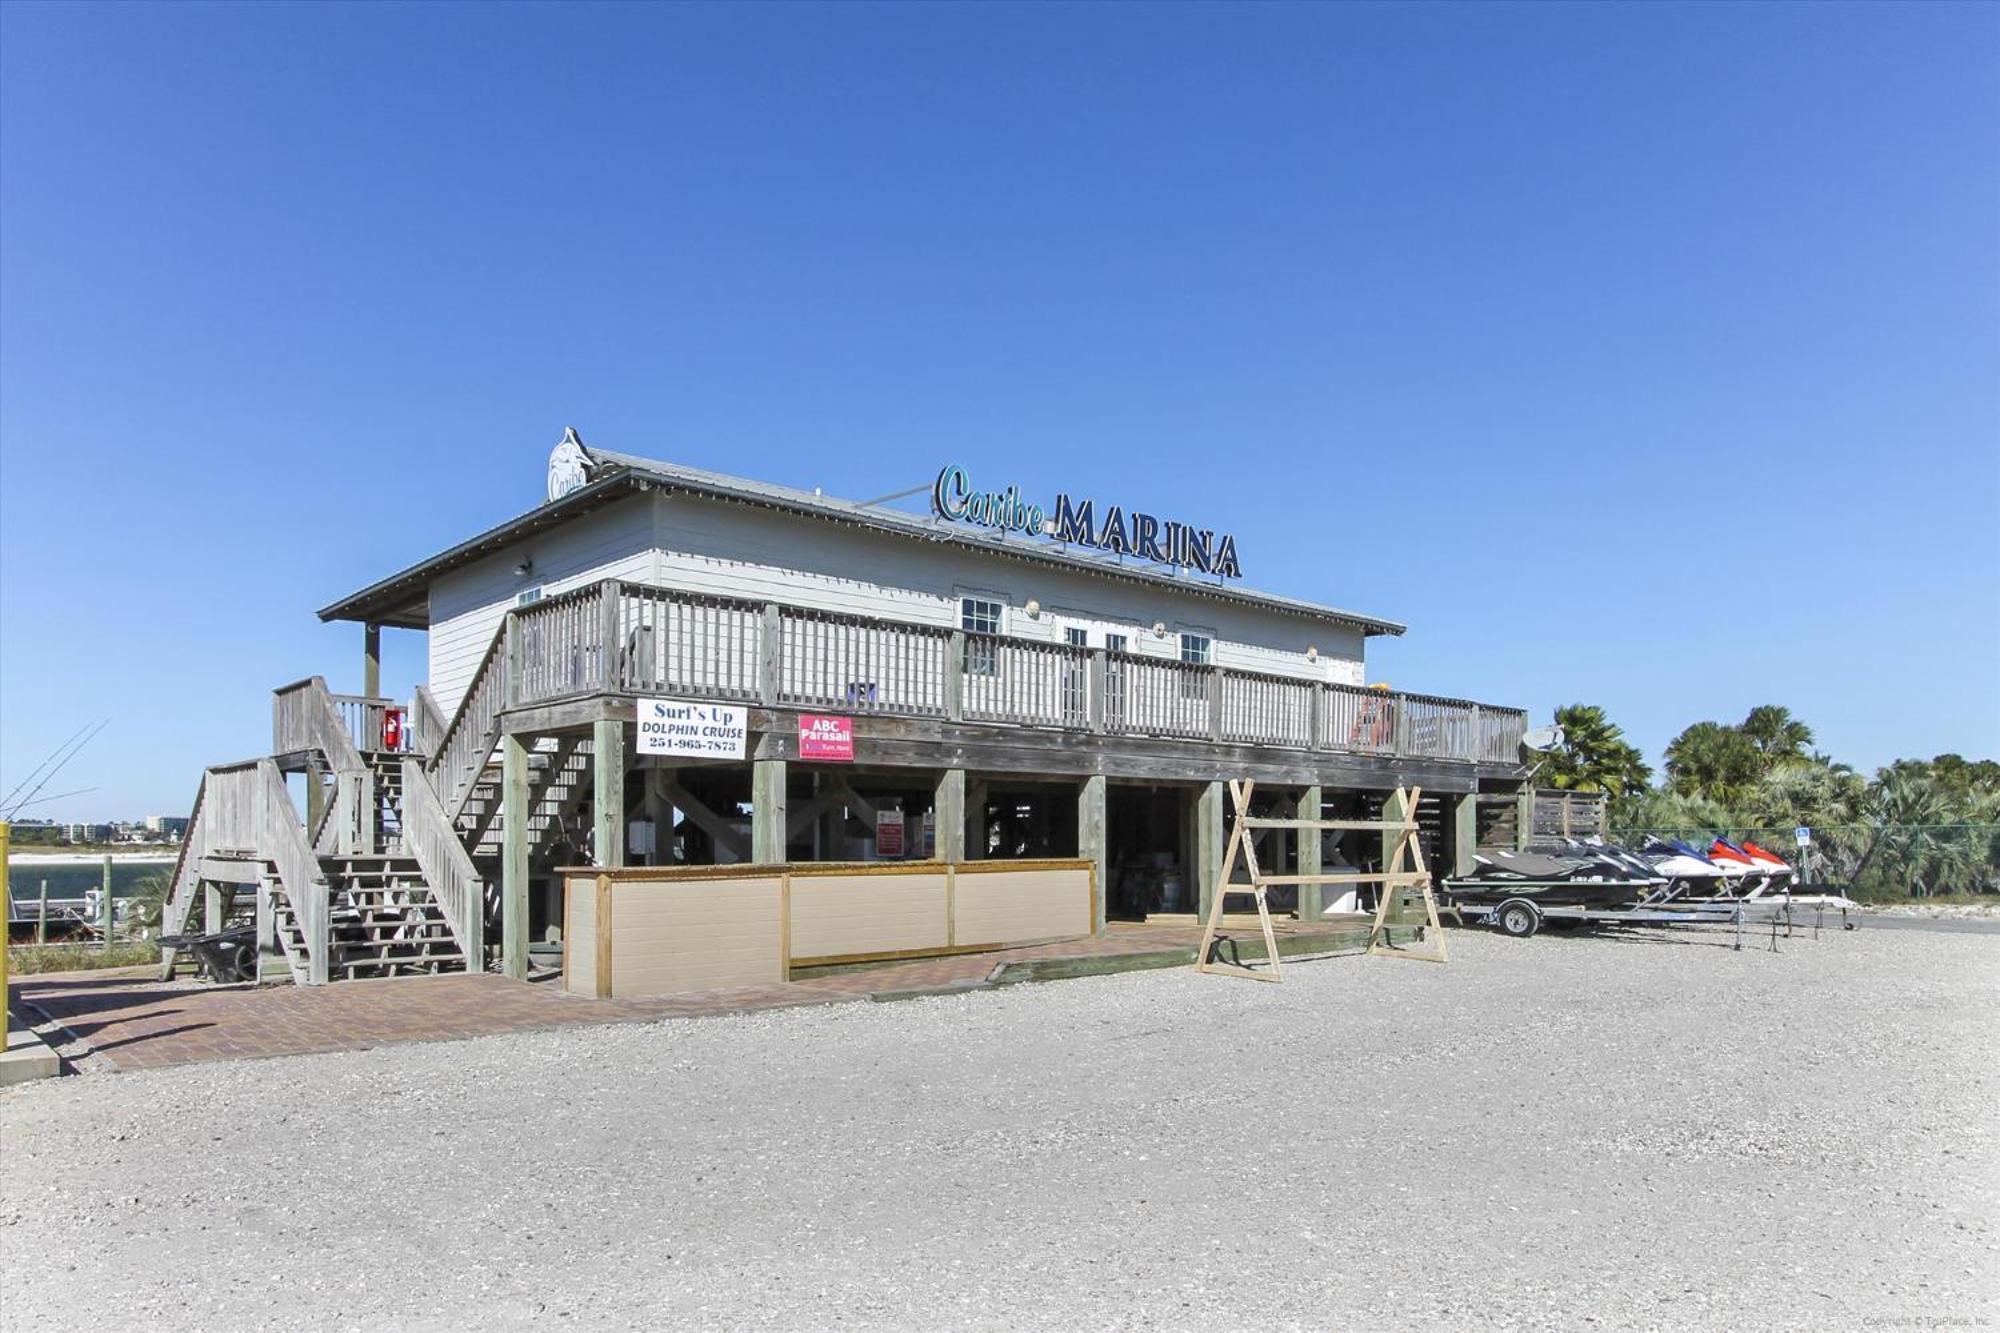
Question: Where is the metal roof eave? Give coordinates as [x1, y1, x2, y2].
[320, 463, 1407, 638]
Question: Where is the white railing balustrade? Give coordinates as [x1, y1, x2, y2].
[426, 578, 1526, 765]
[781, 608, 950, 716]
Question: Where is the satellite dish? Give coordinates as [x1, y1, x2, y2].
[1521, 725, 1565, 752]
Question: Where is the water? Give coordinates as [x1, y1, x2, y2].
[7, 858, 173, 904]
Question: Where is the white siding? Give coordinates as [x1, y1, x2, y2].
[421, 489, 1370, 714]
[426, 493, 658, 716]
[649, 494, 1367, 683]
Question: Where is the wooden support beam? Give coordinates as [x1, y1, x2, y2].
[1077, 774, 1107, 934]
[965, 777, 988, 860]
[363, 622, 382, 699]
[1294, 785, 1323, 922]
[1454, 791, 1478, 878]
[751, 759, 788, 864]
[934, 769, 966, 864]
[501, 732, 531, 980]
[1516, 786, 1534, 852]
[592, 720, 626, 868]
[203, 883, 223, 935]
[1195, 781, 1225, 921]
[657, 777, 752, 860]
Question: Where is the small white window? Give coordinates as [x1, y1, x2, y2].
[1106, 633, 1128, 655]
[961, 596, 1003, 677]
[1064, 627, 1088, 648]
[960, 597, 1002, 635]
[1179, 633, 1211, 666]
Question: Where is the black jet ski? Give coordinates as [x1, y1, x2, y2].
[1441, 847, 1660, 910]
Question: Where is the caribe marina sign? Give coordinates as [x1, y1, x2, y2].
[929, 463, 1243, 579]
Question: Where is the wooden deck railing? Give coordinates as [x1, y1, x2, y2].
[399, 757, 484, 966]
[468, 579, 1527, 765]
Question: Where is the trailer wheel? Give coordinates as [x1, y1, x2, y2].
[1495, 899, 1541, 938]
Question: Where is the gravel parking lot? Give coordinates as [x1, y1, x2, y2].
[3, 925, 1995, 1332]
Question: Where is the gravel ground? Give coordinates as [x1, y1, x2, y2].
[3, 927, 1996, 1332]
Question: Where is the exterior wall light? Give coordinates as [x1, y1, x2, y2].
[1024, 599, 1041, 618]
[514, 558, 535, 577]
[1152, 621, 1167, 637]
[1306, 645, 1320, 662]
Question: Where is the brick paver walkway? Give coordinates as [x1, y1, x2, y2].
[8, 918, 1358, 1073]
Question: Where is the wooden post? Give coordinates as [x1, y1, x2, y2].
[100, 854, 114, 941]
[1454, 792, 1479, 877]
[752, 759, 788, 864]
[758, 604, 783, 706]
[1294, 785, 1323, 921]
[204, 883, 223, 935]
[37, 877, 48, 945]
[1077, 774, 1107, 934]
[1380, 789, 1414, 926]
[934, 769, 966, 864]
[642, 765, 670, 867]
[592, 719, 626, 868]
[363, 622, 382, 699]
[1086, 649, 1107, 733]
[1195, 780, 1225, 920]
[945, 631, 966, 723]
[599, 581, 623, 691]
[964, 776, 987, 860]
[501, 732, 531, 979]
[1207, 667, 1224, 742]
[1515, 786, 1534, 852]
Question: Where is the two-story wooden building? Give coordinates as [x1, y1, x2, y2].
[161, 431, 1527, 984]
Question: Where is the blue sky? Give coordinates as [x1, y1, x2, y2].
[2, 1, 1995, 820]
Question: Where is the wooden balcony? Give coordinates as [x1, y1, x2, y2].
[483, 580, 1525, 769]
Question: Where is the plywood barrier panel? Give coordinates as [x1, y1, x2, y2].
[608, 875, 785, 997]
[564, 874, 599, 997]
[788, 871, 951, 961]
[952, 867, 1092, 947]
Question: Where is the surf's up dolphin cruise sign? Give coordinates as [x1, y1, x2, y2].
[929, 463, 1243, 580]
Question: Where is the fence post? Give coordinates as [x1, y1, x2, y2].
[758, 603, 783, 706]
[1087, 649, 1107, 733]
[1208, 667, 1225, 742]
[505, 612, 522, 707]
[945, 631, 966, 723]
[1308, 683, 1324, 752]
[600, 580, 623, 692]
[1469, 704, 1482, 763]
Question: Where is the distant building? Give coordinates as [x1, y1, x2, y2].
[61, 823, 113, 844]
[144, 815, 190, 839]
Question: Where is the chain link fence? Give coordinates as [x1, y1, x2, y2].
[1606, 823, 2000, 901]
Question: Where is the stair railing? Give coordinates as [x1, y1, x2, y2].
[399, 757, 484, 968]
[428, 621, 510, 820]
[411, 685, 449, 763]
[253, 757, 331, 985]
[273, 676, 376, 853]
[155, 772, 211, 979]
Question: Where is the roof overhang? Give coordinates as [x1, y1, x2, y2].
[320, 452, 1408, 638]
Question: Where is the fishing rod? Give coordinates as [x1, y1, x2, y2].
[5, 786, 100, 812]
[2, 718, 109, 820]
[0, 721, 95, 812]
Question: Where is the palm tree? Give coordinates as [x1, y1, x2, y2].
[1664, 722, 1763, 803]
[1741, 705, 1815, 770]
[1534, 704, 1652, 798]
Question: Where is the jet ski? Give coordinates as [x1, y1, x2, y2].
[1441, 847, 1658, 910]
[1638, 837, 1733, 897]
[1707, 839, 1774, 898]
[1738, 840, 1797, 891]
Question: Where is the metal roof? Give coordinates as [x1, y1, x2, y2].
[319, 445, 1407, 637]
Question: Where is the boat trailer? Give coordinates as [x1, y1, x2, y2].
[1448, 890, 1856, 951]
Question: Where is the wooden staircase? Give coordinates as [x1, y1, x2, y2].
[313, 854, 466, 979]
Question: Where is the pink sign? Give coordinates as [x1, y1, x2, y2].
[798, 713, 855, 762]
